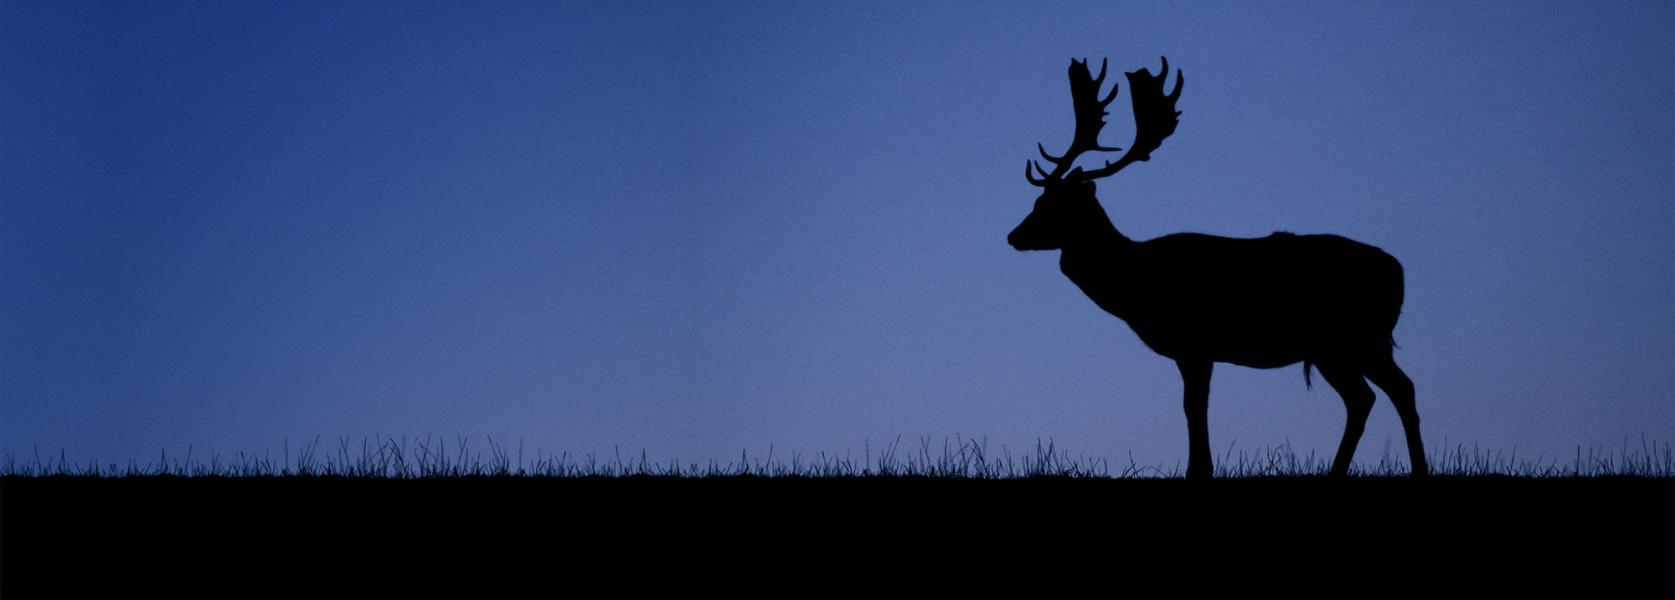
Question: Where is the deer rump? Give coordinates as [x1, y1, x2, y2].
[1066, 231, 1404, 371]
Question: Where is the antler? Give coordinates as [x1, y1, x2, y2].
[1027, 57, 1183, 187]
[1027, 58, 1120, 186]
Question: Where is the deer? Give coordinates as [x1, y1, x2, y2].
[1008, 57, 1428, 479]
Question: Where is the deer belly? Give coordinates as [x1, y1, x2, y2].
[1124, 316, 1307, 369]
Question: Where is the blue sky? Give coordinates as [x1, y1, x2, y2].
[3, 1, 1670, 470]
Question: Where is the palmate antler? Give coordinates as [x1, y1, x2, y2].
[1027, 57, 1184, 187]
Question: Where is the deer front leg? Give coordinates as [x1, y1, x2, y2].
[1178, 360, 1213, 480]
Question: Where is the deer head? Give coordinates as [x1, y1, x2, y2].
[1008, 57, 1183, 251]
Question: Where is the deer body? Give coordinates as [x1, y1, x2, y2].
[1059, 230, 1403, 370]
[1011, 58, 1427, 478]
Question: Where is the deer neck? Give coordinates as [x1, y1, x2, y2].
[1057, 209, 1136, 317]
[1060, 201, 1131, 254]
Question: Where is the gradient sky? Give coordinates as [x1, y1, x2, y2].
[3, 1, 1670, 471]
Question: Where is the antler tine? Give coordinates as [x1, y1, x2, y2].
[1159, 56, 1183, 102]
[1037, 143, 1066, 165]
[1025, 160, 1050, 187]
[1090, 58, 1120, 109]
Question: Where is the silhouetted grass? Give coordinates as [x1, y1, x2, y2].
[4, 435, 1670, 479]
[5, 437, 1670, 596]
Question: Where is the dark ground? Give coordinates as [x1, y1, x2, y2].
[3, 476, 1670, 594]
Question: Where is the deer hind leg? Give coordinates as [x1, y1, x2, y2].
[1366, 357, 1428, 477]
[1317, 364, 1374, 477]
[1176, 360, 1214, 480]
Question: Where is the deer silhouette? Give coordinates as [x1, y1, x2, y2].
[1008, 57, 1428, 479]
